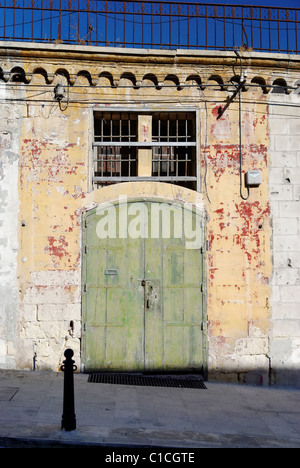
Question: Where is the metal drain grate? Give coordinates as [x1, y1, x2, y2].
[87, 373, 206, 389]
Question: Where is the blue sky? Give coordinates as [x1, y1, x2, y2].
[0, 0, 299, 53]
[177, 0, 299, 6]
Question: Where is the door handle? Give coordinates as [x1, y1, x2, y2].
[146, 299, 150, 309]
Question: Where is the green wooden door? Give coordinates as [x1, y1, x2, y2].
[82, 201, 206, 374]
[82, 204, 145, 372]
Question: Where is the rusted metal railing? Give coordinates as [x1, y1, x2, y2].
[0, 1, 299, 54]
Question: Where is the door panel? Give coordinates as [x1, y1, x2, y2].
[144, 202, 204, 372]
[144, 278, 163, 370]
[83, 205, 145, 371]
[82, 201, 205, 373]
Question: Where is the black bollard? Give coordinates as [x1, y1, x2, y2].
[61, 348, 77, 431]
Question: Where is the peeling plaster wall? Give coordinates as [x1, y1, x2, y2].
[203, 89, 272, 385]
[0, 43, 299, 386]
[18, 104, 87, 369]
[0, 79, 24, 367]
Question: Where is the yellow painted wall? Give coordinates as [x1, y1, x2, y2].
[203, 93, 272, 382]
[2, 44, 297, 382]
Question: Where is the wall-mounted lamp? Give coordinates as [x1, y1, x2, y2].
[54, 83, 66, 101]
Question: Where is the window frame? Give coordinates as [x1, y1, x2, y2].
[91, 107, 200, 192]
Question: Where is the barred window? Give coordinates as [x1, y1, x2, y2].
[93, 111, 197, 190]
[93, 112, 137, 184]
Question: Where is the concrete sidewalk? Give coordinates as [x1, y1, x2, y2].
[0, 370, 300, 448]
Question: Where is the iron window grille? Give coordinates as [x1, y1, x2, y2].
[93, 112, 138, 184]
[93, 111, 197, 189]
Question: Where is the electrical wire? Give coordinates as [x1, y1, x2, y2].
[1, 68, 298, 80]
[1, 73, 298, 200]
[1, 96, 300, 112]
[0, 75, 299, 114]
[0, 80, 298, 92]
[234, 50, 250, 201]
[238, 86, 250, 201]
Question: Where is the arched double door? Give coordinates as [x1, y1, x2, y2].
[82, 199, 207, 375]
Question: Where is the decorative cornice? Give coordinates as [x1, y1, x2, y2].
[0, 42, 299, 93]
[1, 41, 300, 67]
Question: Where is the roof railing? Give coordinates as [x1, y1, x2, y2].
[0, 1, 299, 54]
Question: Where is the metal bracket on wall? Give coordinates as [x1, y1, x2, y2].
[217, 79, 246, 120]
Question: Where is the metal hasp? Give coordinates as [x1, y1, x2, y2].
[61, 349, 77, 431]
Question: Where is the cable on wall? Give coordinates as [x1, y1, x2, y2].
[235, 50, 250, 201]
